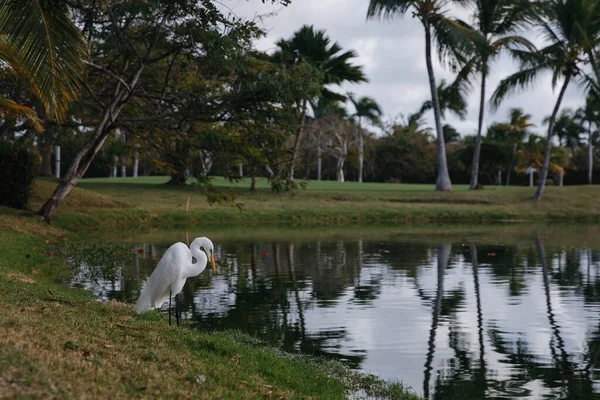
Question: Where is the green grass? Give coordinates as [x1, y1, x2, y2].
[0, 231, 420, 399]
[30, 176, 600, 229]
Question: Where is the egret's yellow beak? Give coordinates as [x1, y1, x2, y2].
[210, 252, 216, 274]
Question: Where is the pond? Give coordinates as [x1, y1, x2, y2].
[69, 225, 600, 399]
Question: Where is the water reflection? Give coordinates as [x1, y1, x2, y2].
[70, 233, 600, 399]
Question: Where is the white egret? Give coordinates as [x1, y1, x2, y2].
[134, 237, 216, 326]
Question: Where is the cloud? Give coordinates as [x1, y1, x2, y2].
[223, 0, 588, 137]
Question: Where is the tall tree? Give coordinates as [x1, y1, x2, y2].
[576, 94, 600, 184]
[367, 0, 473, 191]
[348, 94, 382, 183]
[37, 0, 262, 220]
[456, 0, 535, 189]
[0, 0, 88, 127]
[491, 0, 600, 200]
[417, 79, 469, 121]
[489, 108, 535, 185]
[273, 25, 367, 182]
[545, 108, 583, 152]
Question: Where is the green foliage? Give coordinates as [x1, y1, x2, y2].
[0, 143, 39, 209]
[372, 125, 436, 183]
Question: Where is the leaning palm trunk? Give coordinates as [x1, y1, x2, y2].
[425, 24, 452, 191]
[534, 75, 571, 200]
[470, 73, 486, 189]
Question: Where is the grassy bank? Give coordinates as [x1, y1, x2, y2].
[25, 176, 600, 230]
[0, 226, 419, 399]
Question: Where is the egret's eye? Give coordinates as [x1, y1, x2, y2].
[192, 257, 197, 263]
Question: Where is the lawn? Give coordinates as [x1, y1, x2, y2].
[26, 176, 600, 229]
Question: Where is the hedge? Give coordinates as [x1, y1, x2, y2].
[0, 143, 39, 209]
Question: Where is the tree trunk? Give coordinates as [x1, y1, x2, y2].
[250, 174, 257, 192]
[38, 111, 116, 221]
[534, 75, 571, 201]
[120, 156, 127, 177]
[317, 129, 322, 181]
[168, 167, 187, 185]
[589, 122, 593, 185]
[289, 99, 308, 181]
[112, 155, 118, 178]
[336, 157, 345, 182]
[497, 170, 502, 186]
[54, 145, 61, 179]
[39, 141, 53, 177]
[470, 72, 486, 189]
[133, 150, 139, 177]
[559, 170, 564, 187]
[358, 117, 364, 183]
[424, 23, 452, 191]
[238, 163, 243, 178]
[506, 142, 517, 186]
[529, 169, 534, 187]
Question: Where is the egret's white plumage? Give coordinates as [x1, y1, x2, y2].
[134, 237, 216, 314]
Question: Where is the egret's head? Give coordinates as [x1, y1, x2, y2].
[193, 237, 216, 274]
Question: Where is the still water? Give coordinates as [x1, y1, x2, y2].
[70, 228, 600, 399]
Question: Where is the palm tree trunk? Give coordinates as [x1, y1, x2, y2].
[133, 150, 139, 177]
[506, 142, 517, 186]
[559, 171, 564, 187]
[529, 169, 534, 187]
[112, 155, 118, 178]
[54, 145, 61, 179]
[317, 129, 322, 181]
[424, 24, 452, 191]
[588, 121, 593, 185]
[39, 140, 53, 177]
[358, 117, 364, 183]
[120, 156, 127, 177]
[534, 75, 571, 201]
[470, 72, 486, 189]
[290, 99, 308, 181]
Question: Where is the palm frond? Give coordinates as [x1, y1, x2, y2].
[435, 17, 481, 69]
[0, 0, 88, 121]
[366, 0, 414, 20]
[0, 97, 42, 132]
[490, 64, 548, 110]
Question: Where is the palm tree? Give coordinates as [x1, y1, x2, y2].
[545, 109, 584, 152]
[417, 79, 469, 121]
[516, 135, 567, 186]
[273, 26, 367, 181]
[457, 0, 535, 189]
[491, 0, 600, 200]
[367, 0, 473, 191]
[576, 94, 600, 184]
[489, 108, 535, 185]
[0, 1, 87, 126]
[348, 94, 382, 183]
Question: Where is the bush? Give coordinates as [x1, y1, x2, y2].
[0, 143, 40, 209]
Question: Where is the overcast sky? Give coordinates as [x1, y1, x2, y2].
[220, 0, 588, 137]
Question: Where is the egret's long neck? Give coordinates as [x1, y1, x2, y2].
[183, 239, 208, 278]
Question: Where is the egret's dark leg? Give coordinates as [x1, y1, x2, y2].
[169, 291, 172, 326]
[176, 293, 180, 327]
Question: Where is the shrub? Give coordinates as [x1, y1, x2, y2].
[0, 143, 40, 209]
